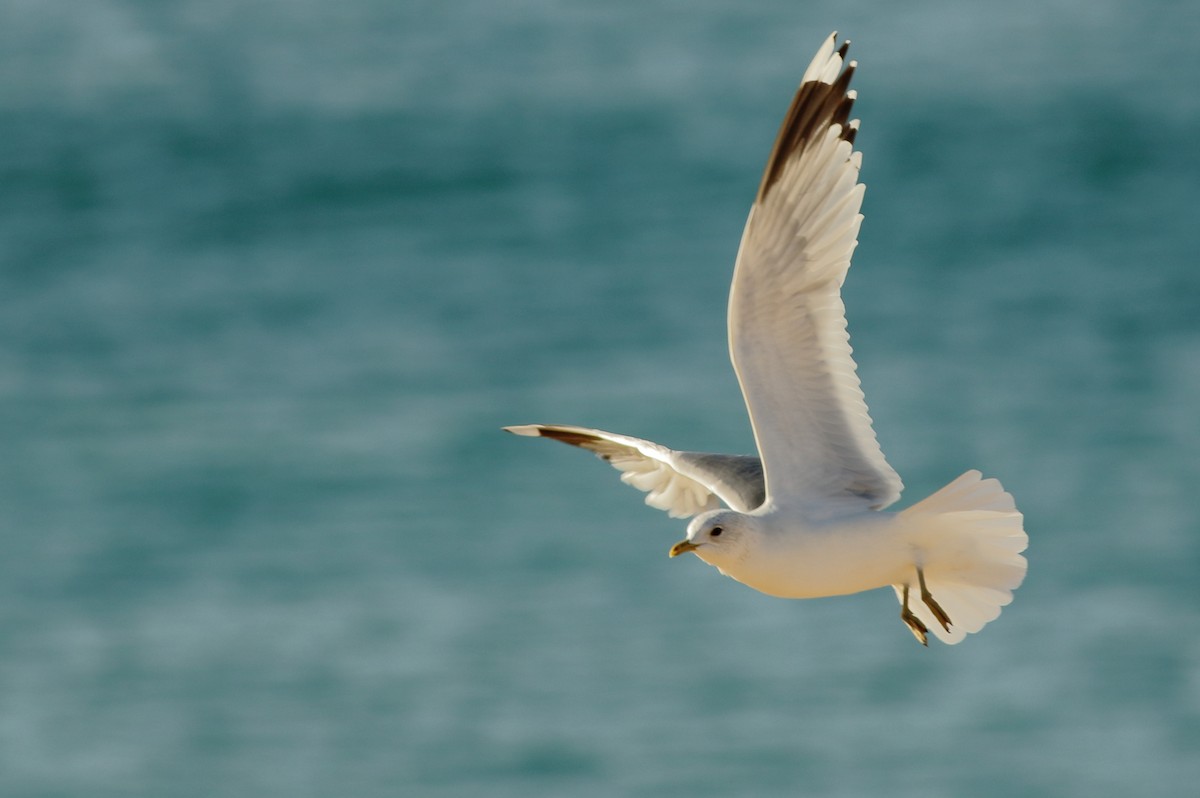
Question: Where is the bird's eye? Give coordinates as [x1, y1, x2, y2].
[710, 526, 723, 538]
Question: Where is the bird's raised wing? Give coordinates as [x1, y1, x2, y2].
[728, 33, 903, 510]
[504, 424, 765, 517]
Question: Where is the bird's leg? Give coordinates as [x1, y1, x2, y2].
[899, 583, 929, 646]
[917, 567, 952, 633]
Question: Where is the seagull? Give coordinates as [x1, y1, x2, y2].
[504, 33, 1027, 645]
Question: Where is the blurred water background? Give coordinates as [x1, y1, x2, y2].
[1, 1, 1198, 796]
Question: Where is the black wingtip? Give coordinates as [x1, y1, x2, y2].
[757, 39, 860, 201]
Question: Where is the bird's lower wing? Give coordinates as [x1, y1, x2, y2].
[728, 33, 903, 510]
[504, 424, 764, 517]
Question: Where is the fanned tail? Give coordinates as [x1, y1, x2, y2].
[895, 470, 1028, 644]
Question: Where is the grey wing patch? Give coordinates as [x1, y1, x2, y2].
[503, 424, 762, 518]
[674, 452, 766, 513]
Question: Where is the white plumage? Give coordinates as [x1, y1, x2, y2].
[506, 34, 1028, 646]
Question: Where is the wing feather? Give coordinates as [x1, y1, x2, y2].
[728, 34, 903, 510]
[504, 424, 765, 517]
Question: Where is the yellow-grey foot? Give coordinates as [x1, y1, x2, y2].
[900, 584, 929, 646]
[917, 567, 953, 633]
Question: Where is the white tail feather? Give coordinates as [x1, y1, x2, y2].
[895, 470, 1028, 644]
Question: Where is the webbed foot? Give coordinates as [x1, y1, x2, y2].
[917, 567, 952, 633]
[900, 583, 929, 646]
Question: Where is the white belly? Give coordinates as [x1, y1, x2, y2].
[713, 511, 913, 599]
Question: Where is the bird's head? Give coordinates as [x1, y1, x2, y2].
[669, 509, 755, 568]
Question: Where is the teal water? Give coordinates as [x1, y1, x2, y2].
[2, 1, 1198, 796]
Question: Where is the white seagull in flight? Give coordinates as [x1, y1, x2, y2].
[505, 33, 1028, 645]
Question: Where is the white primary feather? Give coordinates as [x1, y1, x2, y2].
[800, 32, 838, 84]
